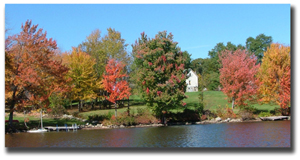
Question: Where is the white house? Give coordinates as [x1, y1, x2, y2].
[186, 70, 198, 92]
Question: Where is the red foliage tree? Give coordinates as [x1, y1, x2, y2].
[279, 66, 290, 113]
[102, 58, 131, 117]
[5, 20, 69, 130]
[219, 49, 260, 109]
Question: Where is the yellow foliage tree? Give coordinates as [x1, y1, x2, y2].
[257, 43, 290, 111]
[62, 47, 103, 111]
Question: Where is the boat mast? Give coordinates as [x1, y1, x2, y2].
[40, 109, 43, 129]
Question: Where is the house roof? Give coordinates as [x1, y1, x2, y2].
[189, 69, 198, 77]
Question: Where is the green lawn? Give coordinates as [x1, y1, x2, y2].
[79, 91, 280, 117]
[203, 91, 280, 112]
[78, 105, 147, 118]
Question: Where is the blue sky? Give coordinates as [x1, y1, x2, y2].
[5, 4, 290, 60]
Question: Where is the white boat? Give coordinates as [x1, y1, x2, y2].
[27, 128, 47, 133]
[27, 109, 48, 133]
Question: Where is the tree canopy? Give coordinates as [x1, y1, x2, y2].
[132, 31, 188, 117]
[246, 34, 273, 64]
[5, 20, 69, 129]
[62, 47, 102, 111]
[219, 49, 260, 109]
[257, 43, 290, 110]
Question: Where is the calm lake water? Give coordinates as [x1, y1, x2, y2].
[5, 120, 290, 147]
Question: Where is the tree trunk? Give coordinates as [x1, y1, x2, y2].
[91, 99, 94, 110]
[8, 88, 17, 132]
[40, 109, 43, 129]
[78, 101, 81, 112]
[127, 98, 130, 116]
[232, 97, 235, 110]
[163, 114, 167, 126]
[114, 103, 117, 117]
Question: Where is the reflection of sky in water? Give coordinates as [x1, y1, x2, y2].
[5, 121, 290, 147]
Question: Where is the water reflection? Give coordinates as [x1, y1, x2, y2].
[5, 121, 290, 147]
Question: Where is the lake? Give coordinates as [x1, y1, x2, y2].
[5, 120, 290, 147]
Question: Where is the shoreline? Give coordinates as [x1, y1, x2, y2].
[5, 116, 291, 133]
[79, 116, 291, 130]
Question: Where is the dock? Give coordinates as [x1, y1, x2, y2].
[259, 116, 290, 121]
[44, 124, 80, 132]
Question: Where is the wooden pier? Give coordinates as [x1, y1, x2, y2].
[44, 124, 80, 131]
[259, 116, 290, 121]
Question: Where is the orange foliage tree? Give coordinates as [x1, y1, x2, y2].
[62, 47, 103, 112]
[219, 49, 260, 109]
[5, 20, 69, 130]
[102, 59, 131, 117]
[257, 43, 290, 114]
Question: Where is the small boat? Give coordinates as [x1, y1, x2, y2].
[27, 109, 47, 133]
[27, 128, 47, 133]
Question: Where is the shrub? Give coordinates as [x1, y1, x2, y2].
[88, 114, 112, 123]
[215, 105, 225, 118]
[102, 119, 112, 126]
[223, 106, 236, 119]
[135, 108, 158, 124]
[201, 114, 207, 121]
[270, 107, 290, 116]
[203, 109, 216, 120]
[258, 111, 272, 117]
[110, 112, 137, 126]
[166, 108, 200, 122]
[137, 108, 150, 116]
[238, 110, 254, 121]
[72, 111, 79, 117]
[48, 105, 67, 117]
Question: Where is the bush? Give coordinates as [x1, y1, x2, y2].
[102, 119, 112, 126]
[223, 106, 236, 119]
[137, 108, 150, 116]
[214, 105, 225, 118]
[49, 105, 67, 117]
[72, 111, 79, 117]
[203, 109, 216, 120]
[201, 114, 207, 121]
[270, 107, 290, 116]
[258, 111, 272, 117]
[98, 108, 158, 126]
[166, 108, 200, 122]
[135, 108, 158, 124]
[110, 112, 137, 126]
[88, 113, 112, 123]
[238, 110, 254, 121]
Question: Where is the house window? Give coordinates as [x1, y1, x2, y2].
[189, 80, 191, 85]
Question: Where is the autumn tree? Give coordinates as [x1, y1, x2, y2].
[80, 28, 131, 74]
[132, 31, 188, 122]
[192, 42, 245, 91]
[279, 66, 290, 114]
[79, 29, 105, 78]
[246, 34, 273, 64]
[219, 49, 260, 109]
[102, 59, 131, 117]
[5, 20, 69, 130]
[79, 28, 130, 103]
[257, 43, 290, 114]
[62, 47, 102, 112]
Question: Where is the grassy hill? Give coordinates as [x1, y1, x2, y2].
[77, 91, 280, 118]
